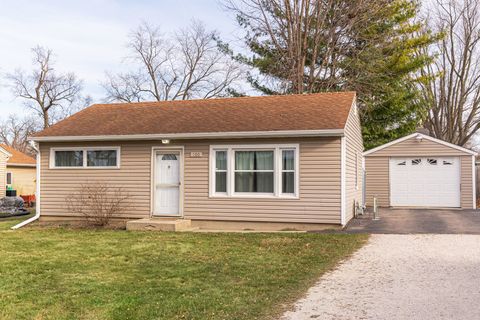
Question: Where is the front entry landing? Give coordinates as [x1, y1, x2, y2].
[126, 218, 195, 231]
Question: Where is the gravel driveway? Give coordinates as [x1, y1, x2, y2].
[282, 234, 480, 320]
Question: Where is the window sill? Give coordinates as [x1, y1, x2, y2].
[50, 166, 121, 170]
[209, 193, 299, 200]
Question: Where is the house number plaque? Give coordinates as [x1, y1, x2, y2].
[190, 152, 203, 157]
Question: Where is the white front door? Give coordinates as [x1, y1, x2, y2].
[154, 151, 181, 215]
[389, 157, 461, 207]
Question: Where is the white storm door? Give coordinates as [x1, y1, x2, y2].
[154, 152, 181, 215]
[390, 157, 460, 207]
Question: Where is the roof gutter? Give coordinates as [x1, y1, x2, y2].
[29, 129, 345, 142]
[7, 163, 36, 168]
[11, 141, 40, 230]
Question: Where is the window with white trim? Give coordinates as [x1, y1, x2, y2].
[235, 150, 274, 193]
[87, 150, 118, 167]
[215, 150, 227, 193]
[210, 144, 299, 198]
[51, 147, 120, 168]
[55, 150, 83, 167]
[282, 150, 295, 194]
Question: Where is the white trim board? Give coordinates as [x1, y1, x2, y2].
[363, 133, 478, 156]
[30, 129, 345, 142]
[472, 155, 477, 209]
[340, 136, 346, 226]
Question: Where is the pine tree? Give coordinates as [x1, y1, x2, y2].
[225, 0, 437, 148]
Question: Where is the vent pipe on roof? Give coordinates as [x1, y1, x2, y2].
[416, 127, 430, 136]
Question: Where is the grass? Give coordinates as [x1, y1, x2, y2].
[0, 212, 34, 229]
[0, 217, 367, 320]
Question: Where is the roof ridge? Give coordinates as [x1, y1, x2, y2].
[91, 91, 356, 108]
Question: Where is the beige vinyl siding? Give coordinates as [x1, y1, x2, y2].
[365, 136, 475, 209]
[460, 156, 474, 209]
[6, 166, 36, 195]
[367, 136, 468, 157]
[0, 153, 7, 197]
[344, 103, 364, 222]
[364, 157, 389, 207]
[39, 137, 342, 224]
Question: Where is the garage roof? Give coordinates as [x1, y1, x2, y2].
[363, 133, 477, 156]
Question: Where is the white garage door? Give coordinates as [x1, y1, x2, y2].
[389, 157, 461, 207]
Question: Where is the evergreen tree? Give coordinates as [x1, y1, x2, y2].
[224, 0, 437, 148]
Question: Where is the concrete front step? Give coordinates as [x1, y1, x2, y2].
[178, 227, 200, 232]
[126, 218, 192, 232]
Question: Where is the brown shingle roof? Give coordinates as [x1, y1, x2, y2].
[33, 92, 355, 138]
[0, 144, 36, 166]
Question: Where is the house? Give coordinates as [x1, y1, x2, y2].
[28, 92, 363, 231]
[364, 133, 477, 209]
[0, 145, 36, 196]
[0, 146, 12, 197]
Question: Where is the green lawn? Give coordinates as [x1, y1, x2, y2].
[0, 212, 34, 229]
[0, 217, 367, 320]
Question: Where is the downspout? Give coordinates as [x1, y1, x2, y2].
[11, 141, 40, 229]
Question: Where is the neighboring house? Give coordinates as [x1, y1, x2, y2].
[29, 92, 363, 230]
[0, 145, 37, 195]
[0, 146, 12, 197]
[364, 133, 477, 209]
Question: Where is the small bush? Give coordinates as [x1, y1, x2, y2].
[67, 182, 130, 226]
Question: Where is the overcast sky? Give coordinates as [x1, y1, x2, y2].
[0, 0, 241, 117]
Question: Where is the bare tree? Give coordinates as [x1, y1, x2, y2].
[67, 182, 131, 227]
[6, 46, 85, 129]
[0, 115, 40, 155]
[223, 0, 374, 93]
[103, 20, 244, 102]
[419, 0, 480, 146]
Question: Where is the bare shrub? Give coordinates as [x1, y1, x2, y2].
[67, 182, 131, 227]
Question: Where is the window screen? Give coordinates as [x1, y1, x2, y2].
[215, 150, 227, 193]
[87, 150, 118, 167]
[234, 151, 274, 193]
[55, 151, 83, 167]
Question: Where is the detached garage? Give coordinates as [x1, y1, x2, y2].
[364, 133, 477, 209]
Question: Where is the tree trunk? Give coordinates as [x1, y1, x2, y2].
[43, 112, 49, 129]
